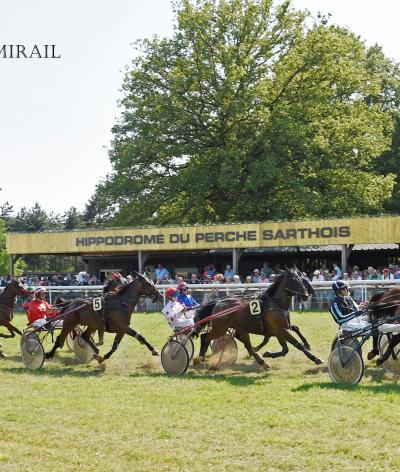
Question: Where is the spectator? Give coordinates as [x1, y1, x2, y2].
[333, 263, 342, 278]
[202, 273, 212, 284]
[312, 270, 325, 310]
[205, 264, 216, 279]
[368, 269, 382, 280]
[155, 264, 169, 282]
[188, 273, 200, 284]
[252, 269, 262, 283]
[260, 262, 273, 279]
[224, 265, 235, 281]
[233, 274, 242, 283]
[382, 268, 394, 280]
[244, 275, 252, 284]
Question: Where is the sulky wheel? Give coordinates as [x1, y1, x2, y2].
[210, 334, 238, 367]
[380, 337, 400, 376]
[328, 344, 364, 385]
[161, 340, 189, 375]
[20, 329, 40, 351]
[378, 333, 389, 356]
[66, 327, 83, 352]
[73, 334, 95, 363]
[331, 333, 362, 355]
[21, 336, 45, 370]
[174, 334, 194, 361]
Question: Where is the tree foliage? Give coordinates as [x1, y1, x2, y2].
[98, 0, 398, 225]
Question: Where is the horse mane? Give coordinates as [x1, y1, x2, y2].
[263, 272, 285, 298]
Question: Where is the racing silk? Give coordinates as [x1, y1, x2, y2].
[27, 299, 59, 325]
[177, 293, 198, 318]
[329, 295, 361, 326]
[162, 300, 195, 331]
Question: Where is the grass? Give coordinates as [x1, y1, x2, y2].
[1, 311, 400, 471]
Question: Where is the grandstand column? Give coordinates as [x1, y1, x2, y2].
[138, 251, 149, 274]
[9, 254, 14, 277]
[232, 248, 243, 276]
[341, 245, 349, 274]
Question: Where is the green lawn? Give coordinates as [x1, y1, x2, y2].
[0, 311, 399, 472]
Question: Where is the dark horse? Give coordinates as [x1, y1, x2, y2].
[45, 272, 162, 363]
[253, 268, 315, 354]
[0, 279, 28, 357]
[364, 287, 400, 365]
[194, 268, 323, 370]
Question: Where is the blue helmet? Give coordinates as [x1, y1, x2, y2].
[332, 280, 349, 295]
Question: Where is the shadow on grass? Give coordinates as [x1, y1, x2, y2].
[130, 361, 270, 386]
[293, 365, 400, 393]
[3, 365, 103, 377]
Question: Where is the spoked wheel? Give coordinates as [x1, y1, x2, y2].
[20, 329, 40, 351]
[21, 336, 45, 370]
[331, 333, 362, 355]
[66, 327, 83, 352]
[328, 344, 364, 385]
[161, 340, 189, 375]
[380, 337, 400, 376]
[73, 334, 95, 363]
[210, 334, 238, 367]
[174, 334, 194, 360]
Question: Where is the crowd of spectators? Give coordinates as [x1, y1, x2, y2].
[2, 261, 400, 291]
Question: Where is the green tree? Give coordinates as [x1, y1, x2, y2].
[96, 0, 397, 223]
[0, 219, 27, 276]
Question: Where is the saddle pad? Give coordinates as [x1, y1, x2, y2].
[378, 323, 400, 334]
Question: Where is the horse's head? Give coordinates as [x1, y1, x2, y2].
[133, 271, 163, 302]
[284, 268, 309, 300]
[9, 278, 29, 296]
[292, 266, 315, 296]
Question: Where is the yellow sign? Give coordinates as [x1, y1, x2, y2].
[6, 216, 400, 254]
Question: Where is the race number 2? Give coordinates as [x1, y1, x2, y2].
[249, 299, 261, 316]
[93, 297, 102, 311]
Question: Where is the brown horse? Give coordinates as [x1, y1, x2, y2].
[45, 272, 162, 363]
[0, 279, 28, 357]
[254, 267, 315, 354]
[365, 287, 400, 364]
[194, 268, 324, 369]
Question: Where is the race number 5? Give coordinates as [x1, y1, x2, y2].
[93, 297, 102, 311]
[249, 299, 261, 316]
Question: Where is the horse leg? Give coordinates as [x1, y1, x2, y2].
[97, 328, 105, 346]
[122, 326, 158, 356]
[290, 325, 311, 350]
[0, 321, 22, 338]
[81, 327, 100, 355]
[96, 332, 124, 364]
[236, 331, 271, 370]
[367, 333, 379, 360]
[278, 329, 324, 365]
[46, 318, 78, 359]
[254, 336, 270, 352]
[377, 333, 400, 366]
[263, 336, 289, 358]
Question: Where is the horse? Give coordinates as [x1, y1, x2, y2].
[193, 268, 324, 370]
[0, 279, 28, 358]
[253, 267, 315, 354]
[363, 286, 400, 364]
[45, 272, 162, 364]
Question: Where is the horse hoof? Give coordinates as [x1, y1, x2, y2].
[152, 350, 159, 356]
[376, 358, 384, 366]
[193, 356, 204, 366]
[45, 353, 52, 360]
[367, 350, 378, 361]
[262, 351, 271, 358]
[209, 364, 219, 371]
[262, 361, 271, 370]
[315, 358, 324, 365]
[96, 355, 105, 364]
[0, 351, 7, 359]
[96, 341, 104, 346]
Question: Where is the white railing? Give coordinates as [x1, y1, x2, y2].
[8, 279, 400, 312]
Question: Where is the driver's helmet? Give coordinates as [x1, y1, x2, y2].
[177, 282, 187, 292]
[332, 280, 349, 296]
[165, 287, 179, 299]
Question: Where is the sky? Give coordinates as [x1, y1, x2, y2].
[0, 0, 399, 216]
